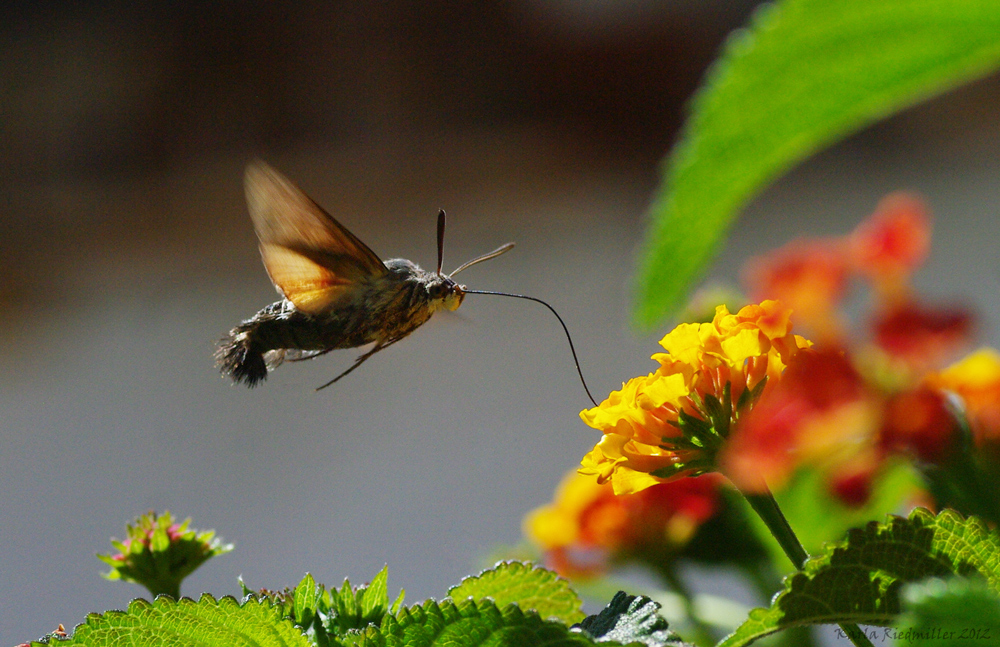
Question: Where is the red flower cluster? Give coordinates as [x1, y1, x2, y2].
[731, 194, 974, 504]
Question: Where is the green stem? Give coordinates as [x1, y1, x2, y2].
[744, 491, 807, 569]
[743, 485, 875, 647]
[144, 579, 180, 600]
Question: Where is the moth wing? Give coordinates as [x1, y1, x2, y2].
[244, 160, 388, 314]
[255, 244, 366, 314]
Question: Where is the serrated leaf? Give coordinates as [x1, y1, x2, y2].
[389, 589, 405, 615]
[448, 561, 584, 624]
[330, 578, 361, 629]
[327, 570, 397, 636]
[239, 576, 255, 600]
[634, 0, 1000, 326]
[292, 574, 332, 647]
[577, 592, 689, 647]
[894, 578, 1000, 646]
[358, 597, 611, 647]
[359, 566, 389, 619]
[293, 573, 319, 626]
[33, 594, 310, 647]
[719, 508, 1000, 647]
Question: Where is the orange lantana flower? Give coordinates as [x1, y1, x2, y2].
[746, 192, 939, 345]
[525, 470, 722, 578]
[579, 301, 811, 495]
[847, 192, 931, 297]
[743, 239, 847, 341]
[722, 348, 880, 493]
[872, 302, 972, 371]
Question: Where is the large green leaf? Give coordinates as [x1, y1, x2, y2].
[719, 508, 1000, 647]
[35, 595, 310, 647]
[448, 561, 585, 624]
[357, 598, 605, 647]
[634, 0, 1000, 327]
[354, 591, 686, 647]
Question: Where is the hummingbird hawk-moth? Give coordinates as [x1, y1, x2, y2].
[217, 161, 514, 389]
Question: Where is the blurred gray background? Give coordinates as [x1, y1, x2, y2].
[3, 1, 1000, 643]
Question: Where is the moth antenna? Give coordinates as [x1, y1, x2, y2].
[436, 209, 446, 276]
[449, 243, 515, 277]
[463, 289, 598, 407]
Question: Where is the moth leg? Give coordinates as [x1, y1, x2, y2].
[314, 337, 404, 391]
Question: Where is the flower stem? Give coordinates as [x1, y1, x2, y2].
[743, 489, 807, 569]
[743, 485, 875, 647]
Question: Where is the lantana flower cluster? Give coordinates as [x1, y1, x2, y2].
[528, 193, 1000, 583]
[524, 470, 722, 577]
[579, 193, 1000, 506]
[731, 193, 990, 503]
[579, 300, 810, 495]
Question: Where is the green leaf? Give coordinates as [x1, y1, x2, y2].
[327, 569, 398, 635]
[719, 508, 1000, 647]
[339, 579, 359, 617]
[293, 573, 320, 626]
[238, 575, 255, 600]
[356, 598, 616, 647]
[290, 573, 333, 647]
[634, 0, 1000, 326]
[448, 561, 585, 624]
[893, 578, 1000, 646]
[577, 592, 690, 647]
[32, 594, 310, 647]
[359, 566, 390, 620]
[389, 589, 406, 615]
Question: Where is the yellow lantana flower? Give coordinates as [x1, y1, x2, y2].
[580, 301, 811, 494]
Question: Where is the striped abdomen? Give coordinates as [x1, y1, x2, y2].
[217, 268, 438, 387]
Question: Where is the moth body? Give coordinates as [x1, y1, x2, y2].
[217, 161, 509, 389]
[218, 259, 465, 386]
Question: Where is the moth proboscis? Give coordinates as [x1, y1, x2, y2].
[217, 160, 596, 405]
